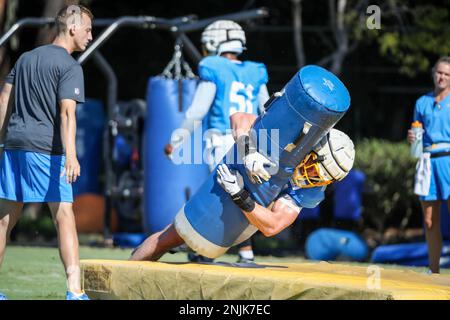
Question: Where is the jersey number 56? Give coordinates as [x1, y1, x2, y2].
[229, 81, 255, 115]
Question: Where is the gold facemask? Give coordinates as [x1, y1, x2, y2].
[291, 152, 333, 188]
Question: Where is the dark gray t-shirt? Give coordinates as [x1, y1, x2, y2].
[4, 44, 85, 155]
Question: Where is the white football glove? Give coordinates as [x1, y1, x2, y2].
[243, 151, 276, 184]
[216, 164, 244, 196]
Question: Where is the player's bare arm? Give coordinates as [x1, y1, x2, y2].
[230, 112, 257, 140]
[60, 98, 80, 184]
[216, 163, 300, 236]
[230, 112, 276, 184]
[241, 196, 300, 237]
[0, 83, 13, 145]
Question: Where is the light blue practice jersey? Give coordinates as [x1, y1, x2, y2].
[282, 182, 326, 209]
[413, 92, 450, 150]
[413, 92, 450, 202]
[199, 55, 268, 133]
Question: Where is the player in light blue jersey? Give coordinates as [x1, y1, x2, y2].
[199, 55, 268, 133]
[165, 20, 270, 171]
[131, 113, 355, 262]
[164, 20, 271, 263]
[216, 113, 354, 238]
[407, 56, 450, 274]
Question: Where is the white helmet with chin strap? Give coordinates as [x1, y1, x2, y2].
[201, 20, 246, 55]
[292, 129, 355, 188]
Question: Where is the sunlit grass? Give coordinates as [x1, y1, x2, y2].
[0, 245, 448, 300]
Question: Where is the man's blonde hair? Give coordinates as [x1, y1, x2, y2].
[55, 5, 93, 34]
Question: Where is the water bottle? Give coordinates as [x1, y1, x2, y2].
[410, 121, 424, 158]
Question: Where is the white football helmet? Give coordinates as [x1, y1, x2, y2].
[292, 129, 355, 188]
[201, 20, 246, 55]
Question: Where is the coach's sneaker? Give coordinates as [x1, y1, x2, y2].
[66, 291, 90, 300]
[0, 292, 7, 300]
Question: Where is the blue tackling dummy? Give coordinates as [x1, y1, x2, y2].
[174, 65, 351, 258]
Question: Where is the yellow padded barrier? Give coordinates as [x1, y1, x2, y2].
[81, 259, 450, 300]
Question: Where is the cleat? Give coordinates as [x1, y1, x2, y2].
[237, 256, 255, 264]
[187, 252, 214, 263]
[66, 291, 90, 300]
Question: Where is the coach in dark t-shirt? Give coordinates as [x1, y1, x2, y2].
[0, 5, 93, 300]
[4, 44, 85, 154]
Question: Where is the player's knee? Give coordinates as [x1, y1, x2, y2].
[53, 208, 74, 225]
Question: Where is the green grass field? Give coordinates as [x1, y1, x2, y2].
[0, 245, 448, 300]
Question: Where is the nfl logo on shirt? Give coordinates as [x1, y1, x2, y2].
[74, 88, 80, 95]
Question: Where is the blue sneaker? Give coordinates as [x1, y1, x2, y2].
[0, 292, 7, 300]
[66, 291, 89, 300]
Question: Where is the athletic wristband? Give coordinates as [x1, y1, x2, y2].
[231, 189, 256, 212]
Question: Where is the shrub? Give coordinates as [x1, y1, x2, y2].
[354, 138, 421, 232]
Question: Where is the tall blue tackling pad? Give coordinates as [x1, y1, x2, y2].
[174, 65, 351, 258]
